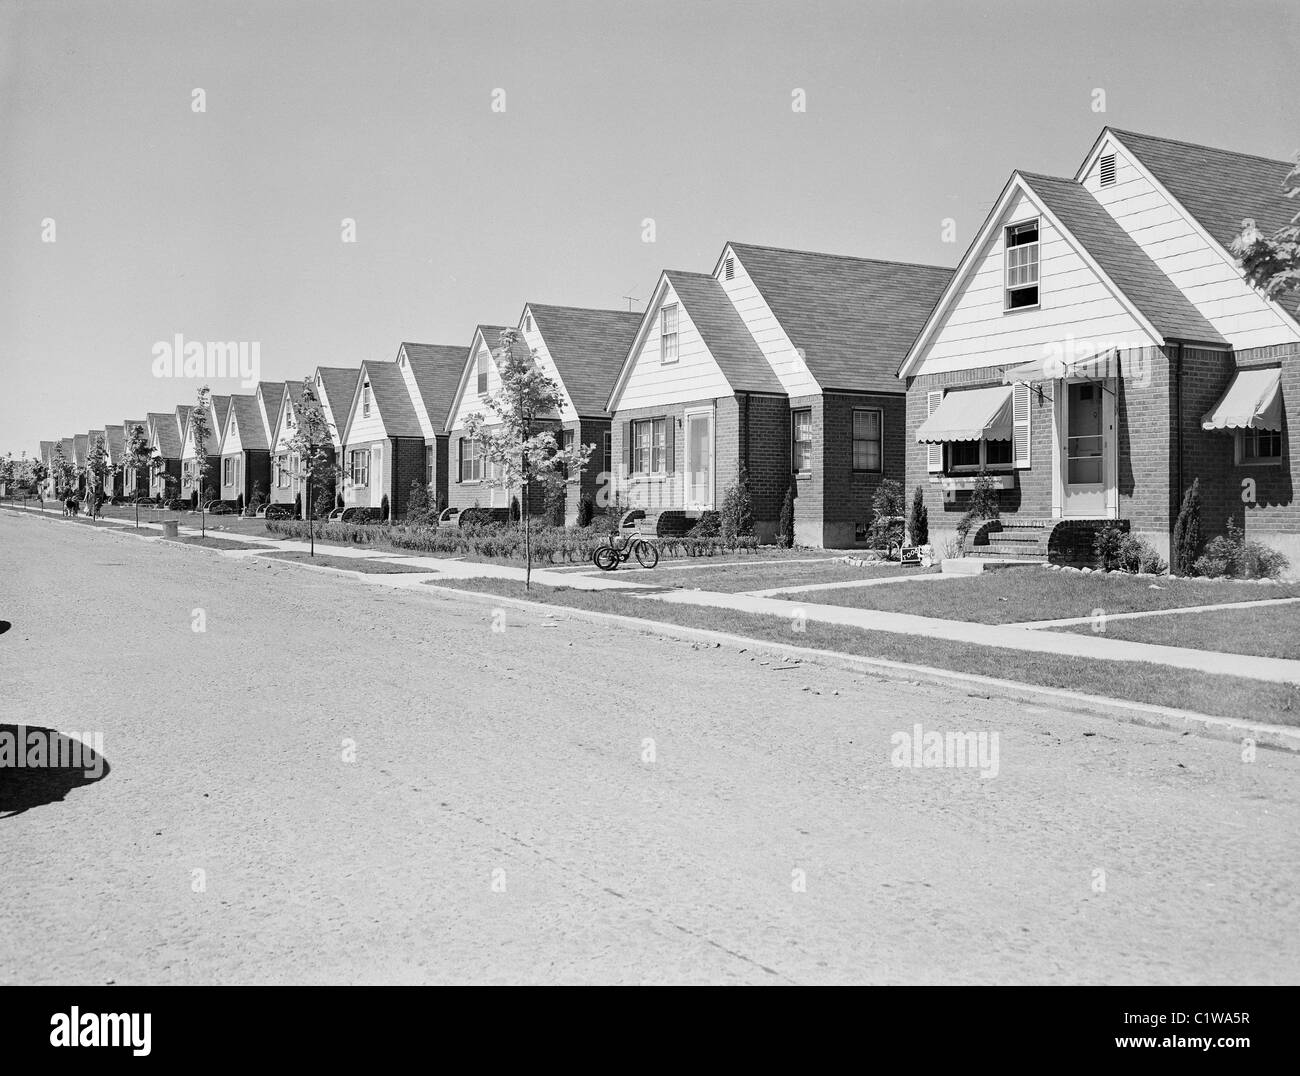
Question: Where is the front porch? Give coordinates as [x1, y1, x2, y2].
[965, 516, 1127, 567]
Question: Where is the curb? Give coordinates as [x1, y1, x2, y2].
[417, 582, 1300, 754]
[11, 506, 1299, 753]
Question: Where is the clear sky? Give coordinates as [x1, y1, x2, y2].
[2, 0, 1297, 458]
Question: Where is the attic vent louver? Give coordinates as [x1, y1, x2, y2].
[1099, 153, 1117, 187]
[724, 257, 734, 281]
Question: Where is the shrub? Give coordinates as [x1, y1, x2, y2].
[687, 511, 721, 539]
[576, 492, 594, 527]
[294, 492, 302, 518]
[313, 489, 333, 520]
[380, 494, 390, 521]
[405, 480, 439, 526]
[956, 472, 1000, 544]
[1093, 524, 1126, 570]
[866, 479, 905, 552]
[509, 496, 521, 523]
[235, 493, 245, 515]
[777, 482, 795, 548]
[1116, 533, 1167, 575]
[1171, 479, 1202, 575]
[908, 485, 928, 547]
[544, 483, 566, 527]
[190, 490, 198, 509]
[1193, 518, 1289, 579]
[719, 465, 755, 543]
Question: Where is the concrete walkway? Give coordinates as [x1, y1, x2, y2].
[1012, 595, 1300, 629]
[748, 572, 960, 598]
[15, 505, 1300, 684]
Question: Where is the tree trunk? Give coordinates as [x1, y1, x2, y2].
[308, 475, 314, 557]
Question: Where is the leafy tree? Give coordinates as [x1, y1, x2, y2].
[463, 329, 593, 589]
[187, 386, 217, 536]
[52, 443, 76, 499]
[576, 492, 594, 527]
[956, 472, 1001, 547]
[85, 435, 111, 519]
[1171, 478, 1203, 576]
[720, 464, 755, 545]
[25, 457, 49, 507]
[1231, 152, 1300, 311]
[0, 454, 12, 499]
[121, 423, 152, 526]
[285, 376, 337, 556]
[908, 484, 929, 547]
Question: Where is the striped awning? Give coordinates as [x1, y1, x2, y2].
[1001, 347, 1121, 384]
[1201, 367, 1283, 431]
[916, 385, 1014, 443]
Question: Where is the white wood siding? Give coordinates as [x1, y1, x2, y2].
[448, 338, 499, 436]
[717, 246, 819, 395]
[916, 191, 1157, 376]
[273, 396, 296, 453]
[1084, 137, 1300, 349]
[615, 281, 732, 409]
[345, 375, 388, 445]
[399, 349, 438, 439]
[520, 309, 577, 423]
[223, 411, 244, 455]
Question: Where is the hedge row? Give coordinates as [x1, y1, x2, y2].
[264, 519, 761, 563]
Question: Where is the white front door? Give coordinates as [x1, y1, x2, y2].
[1062, 380, 1108, 517]
[684, 409, 714, 510]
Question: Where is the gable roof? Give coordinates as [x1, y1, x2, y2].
[147, 414, 179, 457]
[104, 424, 125, 459]
[88, 429, 106, 454]
[399, 342, 469, 434]
[313, 367, 359, 415]
[39, 439, 53, 463]
[208, 394, 232, 434]
[725, 241, 954, 393]
[271, 379, 308, 448]
[527, 304, 643, 415]
[643, 270, 785, 398]
[255, 381, 286, 442]
[346, 360, 423, 442]
[224, 393, 269, 451]
[59, 437, 75, 463]
[445, 325, 511, 429]
[174, 405, 192, 447]
[1104, 129, 1296, 249]
[122, 419, 147, 443]
[72, 434, 88, 465]
[1019, 172, 1225, 345]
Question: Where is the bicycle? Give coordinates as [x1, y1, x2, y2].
[592, 509, 659, 571]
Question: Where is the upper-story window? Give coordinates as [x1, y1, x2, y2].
[660, 304, 679, 364]
[362, 381, 371, 418]
[1005, 220, 1039, 310]
[476, 346, 489, 395]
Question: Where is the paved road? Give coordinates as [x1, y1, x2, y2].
[1, 510, 1297, 984]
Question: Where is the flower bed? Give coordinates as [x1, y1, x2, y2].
[264, 519, 761, 563]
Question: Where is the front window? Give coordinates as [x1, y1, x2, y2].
[1239, 429, 1283, 465]
[631, 418, 666, 475]
[362, 382, 371, 418]
[276, 456, 289, 488]
[660, 304, 679, 364]
[792, 409, 813, 474]
[602, 431, 612, 478]
[460, 436, 483, 482]
[1005, 220, 1039, 310]
[852, 408, 882, 472]
[349, 449, 369, 486]
[948, 439, 1012, 472]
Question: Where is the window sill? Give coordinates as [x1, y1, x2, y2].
[938, 474, 1015, 491]
[1237, 459, 1283, 468]
[1002, 303, 1040, 315]
[851, 468, 884, 476]
[793, 472, 812, 481]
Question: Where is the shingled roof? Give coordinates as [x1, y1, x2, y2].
[1020, 172, 1226, 345]
[662, 270, 785, 395]
[149, 413, 180, 458]
[225, 393, 269, 451]
[104, 424, 125, 460]
[528, 305, 643, 415]
[256, 381, 286, 442]
[352, 361, 422, 440]
[314, 367, 359, 416]
[727, 242, 954, 393]
[1110, 129, 1296, 249]
[173, 406, 192, 449]
[72, 434, 88, 465]
[59, 437, 75, 465]
[400, 343, 469, 434]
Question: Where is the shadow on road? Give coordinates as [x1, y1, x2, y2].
[0, 725, 110, 819]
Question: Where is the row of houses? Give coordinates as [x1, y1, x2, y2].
[37, 127, 1300, 561]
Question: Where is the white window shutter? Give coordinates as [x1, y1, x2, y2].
[926, 391, 943, 473]
[1013, 382, 1031, 468]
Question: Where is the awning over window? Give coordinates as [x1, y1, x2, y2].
[1201, 367, 1283, 431]
[916, 385, 1014, 443]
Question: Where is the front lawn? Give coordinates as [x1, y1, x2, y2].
[1052, 600, 1300, 660]
[646, 559, 938, 593]
[258, 551, 437, 574]
[421, 578, 1300, 724]
[771, 566, 1300, 624]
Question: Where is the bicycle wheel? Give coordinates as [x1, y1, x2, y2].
[634, 539, 659, 569]
[593, 545, 619, 571]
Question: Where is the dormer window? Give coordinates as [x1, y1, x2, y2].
[1099, 153, 1117, 187]
[1005, 220, 1039, 310]
[660, 303, 679, 364]
[362, 381, 371, 418]
[476, 346, 489, 395]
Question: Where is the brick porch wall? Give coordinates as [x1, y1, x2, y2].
[821, 391, 906, 548]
